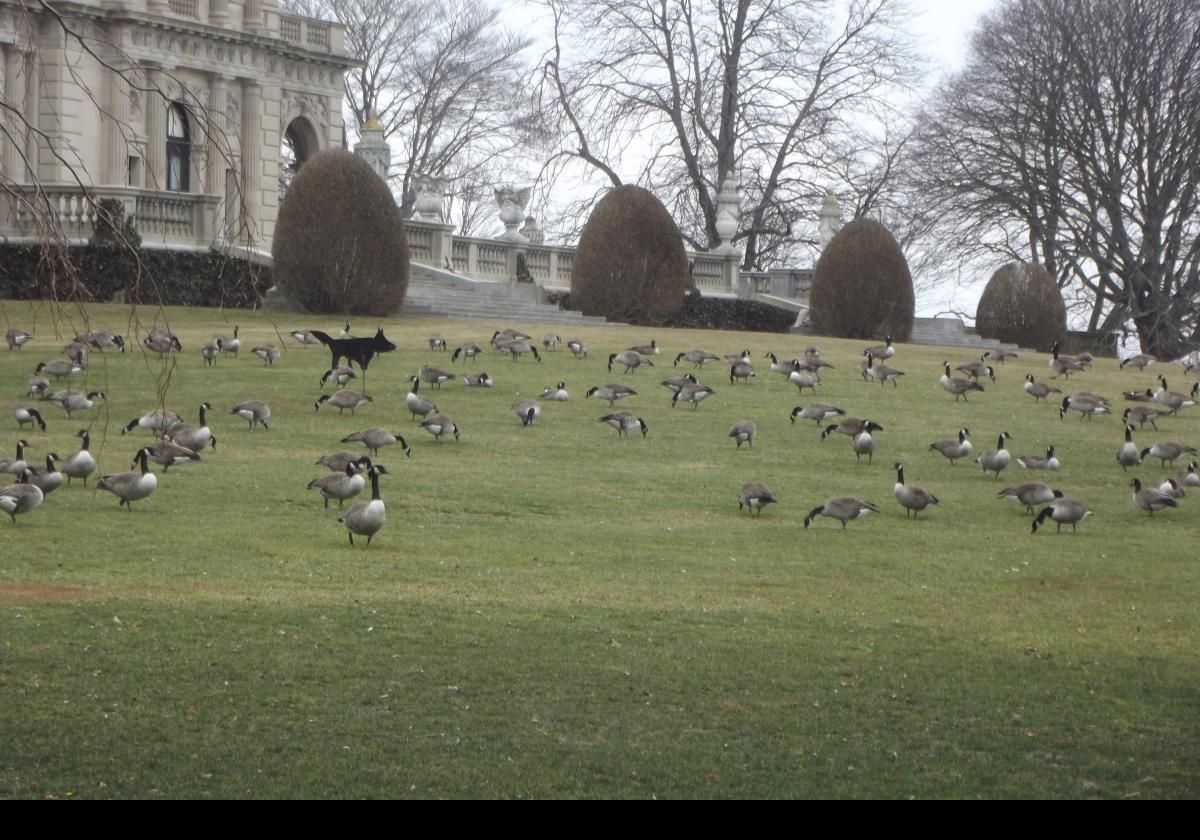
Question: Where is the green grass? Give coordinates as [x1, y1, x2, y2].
[1, 300, 1198, 798]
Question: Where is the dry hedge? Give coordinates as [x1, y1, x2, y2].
[975, 261, 1066, 351]
[809, 218, 914, 341]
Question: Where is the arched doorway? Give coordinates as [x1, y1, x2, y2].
[279, 116, 321, 197]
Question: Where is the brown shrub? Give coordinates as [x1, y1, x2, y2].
[272, 149, 408, 315]
[809, 218, 914, 341]
[571, 185, 689, 325]
[975, 261, 1066, 351]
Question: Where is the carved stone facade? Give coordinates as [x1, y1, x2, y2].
[0, 0, 353, 252]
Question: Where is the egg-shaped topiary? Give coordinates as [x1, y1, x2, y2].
[272, 148, 409, 316]
[571, 185, 689, 325]
[975, 261, 1066, 351]
[809, 218, 914, 341]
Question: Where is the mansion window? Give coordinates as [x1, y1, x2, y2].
[166, 102, 191, 192]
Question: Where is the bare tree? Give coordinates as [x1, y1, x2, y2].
[911, 0, 1200, 357]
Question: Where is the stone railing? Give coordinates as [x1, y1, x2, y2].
[278, 13, 340, 54]
[168, 0, 199, 18]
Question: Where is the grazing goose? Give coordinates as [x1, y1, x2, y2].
[729, 420, 757, 449]
[542, 333, 560, 351]
[851, 425, 880, 463]
[451, 343, 484, 362]
[166, 403, 215, 454]
[462, 372, 494, 387]
[420, 415, 460, 443]
[1018, 445, 1060, 470]
[628, 339, 660, 357]
[143, 333, 182, 354]
[790, 403, 846, 426]
[1130, 477, 1178, 515]
[78, 329, 125, 352]
[984, 348, 1018, 364]
[320, 366, 357, 388]
[35, 359, 84, 379]
[1048, 342, 1086, 378]
[940, 362, 985, 401]
[405, 376, 439, 419]
[737, 482, 776, 515]
[586, 384, 637, 407]
[975, 431, 1012, 477]
[729, 360, 756, 384]
[930, 428, 973, 464]
[1116, 424, 1142, 471]
[661, 373, 698, 395]
[955, 358, 996, 382]
[97, 448, 158, 510]
[307, 457, 371, 510]
[1153, 376, 1198, 413]
[315, 450, 364, 472]
[148, 438, 201, 471]
[1158, 478, 1186, 499]
[998, 482, 1062, 515]
[428, 335, 448, 351]
[339, 464, 390, 548]
[230, 400, 271, 431]
[893, 462, 939, 519]
[0, 469, 44, 522]
[26, 371, 49, 398]
[793, 354, 835, 372]
[540, 382, 569, 401]
[672, 382, 716, 409]
[864, 353, 905, 387]
[26, 454, 64, 495]
[200, 337, 223, 367]
[0, 439, 30, 476]
[1059, 394, 1108, 420]
[123, 408, 183, 435]
[315, 390, 373, 415]
[512, 399, 541, 426]
[290, 329, 320, 346]
[63, 341, 89, 366]
[804, 497, 879, 529]
[504, 341, 542, 362]
[342, 428, 413, 456]
[599, 412, 648, 438]
[6, 327, 33, 350]
[765, 353, 799, 375]
[787, 364, 821, 394]
[45, 389, 105, 418]
[822, 417, 881, 441]
[675, 349, 721, 368]
[214, 325, 240, 357]
[1120, 353, 1155, 371]
[1031, 498, 1092, 534]
[566, 339, 588, 359]
[609, 350, 650, 373]
[1140, 440, 1197, 468]
[419, 364, 455, 388]
[863, 335, 895, 360]
[492, 328, 531, 347]
[12, 405, 46, 432]
[1123, 404, 1168, 431]
[1023, 374, 1062, 402]
[62, 429, 97, 486]
[1178, 461, 1200, 488]
[252, 344, 281, 365]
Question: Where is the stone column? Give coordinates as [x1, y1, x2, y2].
[209, 0, 229, 26]
[105, 61, 132, 185]
[23, 47, 38, 180]
[243, 0, 263, 31]
[1, 45, 24, 181]
[143, 66, 166, 191]
[205, 74, 230, 194]
[239, 79, 262, 244]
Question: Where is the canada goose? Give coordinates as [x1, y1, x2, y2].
[723, 349, 752, 365]
[492, 328, 532, 346]
[463, 372, 494, 387]
[503, 341, 542, 362]
[1031, 498, 1092, 534]
[790, 403, 846, 426]
[1074, 391, 1111, 405]
[984, 348, 1018, 364]
[609, 350, 650, 373]
[148, 438, 201, 471]
[675, 349, 720, 368]
[252, 344, 281, 365]
[954, 358, 996, 382]
[405, 376, 439, 419]
[339, 464, 390, 547]
[804, 497, 879, 529]
[419, 364, 455, 388]
[342, 428, 413, 455]
[166, 403, 216, 454]
[26, 453, 63, 495]
[737, 482, 776, 514]
[200, 337, 222, 367]
[1140, 440, 1197, 467]
[822, 417, 882, 441]
[660, 373, 698, 395]
[337, 321, 353, 339]
[315, 450, 362, 472]
[864, 335, 895, 359]
[1120, 353, 1155, 371]
[672, 382, 716, 409]
[1153, 375, 1197, 412]
[586, 384, 637, 406]
[122, 408, 183, 435]
[628, 340, 660, 357]
[1018, 445, 1060, 470]
[864, 353, 905, 387]
[599, 412, 648, 438]
[230, 400, 271, 431]
[290, 329, 320, 346]
[307, 457, 371, 510]
[893, 462, 939, 519]
[1059, 394, 1108, 420]
[45, 389, 105, 418]
[1158, 478, 1186, 499]
[214, 325, 240, 357]
[513, 399, 541, 426]
[787, 364, 821, 393]
[1048, 342, 1086, 378]
[428, 335, 448, 351]
[542, 333, 560, 351]
[1178, 461, 1200, 488]
[6, 328, 33, 350]
[858, 355, 872, 381]
[729, 420, 757, 448]
[0, 439, 31, 476]
[13, 405, 46, 432]
[143, 333, 182, 354]
[320, 366, 357, 388]
[851, 426, 880, 463]
[1130, 477, 1179, 515]
[316, 390, 373, 415]
[35, 359, 84, 379]
[929, 428, 973, 464]
[804, 345, 822, 358]
[26, 372, 49, 398]
[97, 448, 158, 510]
[793, 354, 835, 372]
[566, 339, 588, 358]
[1122, 404, 1167, 431]
[766, 353, 800, 375]
[1116, 424, 1142, 471]
[63, 341, 88, 366]
[62, 430, 97, 486]
[998, 482, 1062, 515]
[975, 431, 1012, 477]
[540, 382, 569, 401]
[420, 414, 460, 443]
[1023, 374, 1062, 402]
[729, 360, 756, 384]
[451, 343, 484, 362]
[77, 329, 125, 352]
[940, 362, 985, 401]
[0, 469, 43, 522]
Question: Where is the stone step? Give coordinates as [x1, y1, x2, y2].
[403, 269, 605, 325]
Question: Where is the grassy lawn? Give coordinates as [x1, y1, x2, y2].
[1, 299, 1198, 798]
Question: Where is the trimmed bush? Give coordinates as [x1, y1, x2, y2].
[546, 288, 794, 333]
[809, 218, 914, 341]
[272, 149, 408, 316]
[975, 261, 1066, 351]
[571, 185, 689, 325]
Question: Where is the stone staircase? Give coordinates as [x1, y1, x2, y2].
[404, 263, 607, 325]
[791, 315, 1024, 354]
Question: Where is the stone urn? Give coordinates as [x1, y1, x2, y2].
[411, 173, 448, 223]
[495, 186, 531, 242]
